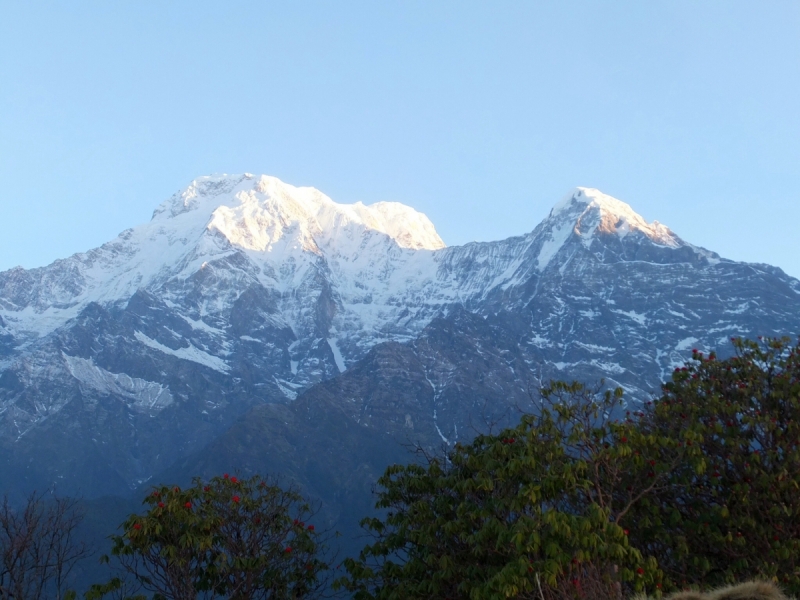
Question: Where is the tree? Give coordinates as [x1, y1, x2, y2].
[89, 474, 331, 600]
[336, 382, 663, 600]
[625, 336, 800, 592]
[0, 491, 90, 600]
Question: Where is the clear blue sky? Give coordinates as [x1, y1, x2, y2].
[1, 1, 799, 277]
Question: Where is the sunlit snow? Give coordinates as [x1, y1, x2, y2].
[0, 174, 722, 384]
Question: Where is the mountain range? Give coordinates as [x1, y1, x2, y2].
[1, 174, 799, 549]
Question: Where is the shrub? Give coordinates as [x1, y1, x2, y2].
[336, 382, 662, 600]
[340, 336, 800, 597]
[88, 474, 330, 600]
[626, 337, 800, 592]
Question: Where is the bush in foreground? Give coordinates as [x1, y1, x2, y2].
[88, 474, 330, 600]
[336, 382, 663, 599]
[338, 336, 800, 598]
[626, 337, 800, 591]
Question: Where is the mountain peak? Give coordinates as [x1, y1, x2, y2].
[152, 173, 445, 252]
[549, 187, 681, 248]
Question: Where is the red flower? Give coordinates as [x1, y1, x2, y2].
[620, 437, 628, 443]
[152, 491, 160, 497]
[284, 547, 293, 553]
[293, 519, 299, 525]
[203, 486, 209, 492]
[223, 473, 229, 479]
[623, 529, 629, 535]
[185, 502, 192, 509]
[232, 495, 240, 503]
[308, 524, 314, 531]
[231, 476, 238, 483]
[173, 486, 180, 492]
[158, 502, 165, 508]
[636, 567, 644, 575]
[133, 523, 141, 530]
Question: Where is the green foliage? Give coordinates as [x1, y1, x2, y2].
[336, 382, 662, 600]
[626, 336, 800, 592]
[88, 474, 329, 599]
[80, 336, 800, 598]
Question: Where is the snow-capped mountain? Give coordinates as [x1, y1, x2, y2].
[1, 174, 799, 501]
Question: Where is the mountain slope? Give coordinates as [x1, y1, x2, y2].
[1, 176, 799, 501]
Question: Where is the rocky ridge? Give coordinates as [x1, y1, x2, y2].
[1, 175, 799, 502]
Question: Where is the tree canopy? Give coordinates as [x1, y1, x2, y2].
[625, 336, 800, 590]
[335, 382, 662, 599]
[338, 336, 800, 599]
[88, 474, 331, 600]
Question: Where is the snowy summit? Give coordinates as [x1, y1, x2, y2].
[153, 174, 446, 252]
[550, 187, 681, 248]
[0, 175, 717, 352]
[2, 172, 797, 500]
[0, 172, 735, 405]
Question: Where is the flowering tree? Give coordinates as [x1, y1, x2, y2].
[338, 336, 800, 597]
[335, 382, 664, 600]
[88, 474, 330, 600]
[625, 336, 800, 592]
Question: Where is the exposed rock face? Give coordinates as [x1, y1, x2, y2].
[1, 176, 799, 502]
